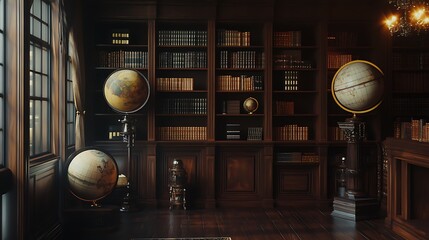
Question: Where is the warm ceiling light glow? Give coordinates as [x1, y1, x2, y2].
[385, 0, 429, 36]
[385, 15, 399, 29]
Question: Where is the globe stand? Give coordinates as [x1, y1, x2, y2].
[331, 115, 378, 221]
[119, 115, 138, 212]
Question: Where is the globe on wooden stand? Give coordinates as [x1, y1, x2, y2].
[65, 147, 120, 229]
[103, 68, 150, 212]
[330, 60, 384, 221]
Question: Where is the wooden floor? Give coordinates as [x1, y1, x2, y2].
[63, 207, 404, 240]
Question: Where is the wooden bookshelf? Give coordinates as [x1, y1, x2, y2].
[84, 1, 386, 209]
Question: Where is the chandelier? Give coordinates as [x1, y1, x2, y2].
[384, 0, 429, 36]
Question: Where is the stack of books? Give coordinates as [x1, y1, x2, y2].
[226, 123, 241, 140]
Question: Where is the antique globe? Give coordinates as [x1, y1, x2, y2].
[243, 97, 259, 114]
[66, 147, 119, 206]
[103, 68, 150, 114]
[331, 60, 384, 115]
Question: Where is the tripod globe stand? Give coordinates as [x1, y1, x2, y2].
[103, 68, 150, 211]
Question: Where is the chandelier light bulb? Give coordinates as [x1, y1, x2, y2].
[385, 15, 399, 30]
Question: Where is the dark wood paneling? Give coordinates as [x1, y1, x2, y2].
[28, 159, 61, 239]
[274, 163, 321, 207]
[384, 138, 429, 240]
[216, 146, 270, 207]
[225, 155, 255, 192]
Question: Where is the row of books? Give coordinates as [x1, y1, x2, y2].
[327, 31, 358, 47]
[276, 152, 320, 163]
[274, 59, 313, 69]
[217, 29, 251, 46]
[157, 126, 207, 141]
[156, 77, 194, 91]
[222, 100, 240, 114]
[393, 72, 429, 92]
[274, 100, 294, 115]
[158, 30, 208, 46]
[394, 119, 429, 142]
[158, 98, 207, 114]
[111, 30, 130, 45]
[216, 75, 263, 91]
[247, 127, 263, 141]
[218, 50, 264, 69]
[328, 126, 346, 141]
[392, 53, 429, 70]
[273, 31, 302, 47]
[98, 50, 148, 68]
[327, 54, 352, 69]
[158, 51, 207, 68]
[273, 124, 309, 141]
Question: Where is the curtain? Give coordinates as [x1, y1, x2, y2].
[69, 0, 85, 150]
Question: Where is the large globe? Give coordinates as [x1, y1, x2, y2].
[104, 69, 150, 114]
[331, 60, 384, 114]
[67, 148, 119, 203]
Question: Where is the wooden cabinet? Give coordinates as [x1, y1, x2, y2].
[384, 138, 429, 240]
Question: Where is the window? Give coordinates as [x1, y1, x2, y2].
[66, 53, 75, 148]
[0, 0, 5, 165]
[29, 0, 51, 156]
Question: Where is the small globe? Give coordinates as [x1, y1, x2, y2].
[104, 69, 150, 114]
[243, 97, 259, 114]
[67, 148, 119, 203]
[331, 60, 384, 114]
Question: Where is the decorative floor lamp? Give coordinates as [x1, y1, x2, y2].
[330, 60, 384, 221]
[103, 68, 150, 211]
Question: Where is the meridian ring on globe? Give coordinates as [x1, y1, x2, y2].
[66, 147, 119, 204]
[331, 60, 384, 115]
[103, 68, 150, 114]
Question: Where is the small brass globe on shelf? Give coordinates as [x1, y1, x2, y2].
[243, 97, 259, 114]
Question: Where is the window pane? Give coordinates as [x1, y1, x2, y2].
[0, 66, 3, 93]
[42, 1, 49, 23]
[0, 36, 3, 61]
[35, 73, 41, 97]
[29, 100, 34, 155]
[42, 47, 48, 73]
[29, 45, 34, 70]
[42, 75, 48, 98]
[42, 23, 49, 43]
[32, 0, 41, 17]
[33, 19, 41, 39]
[29, 72, 34, 96]
[34, 100, 41, 153]
[35, 46, 41, 72]
[0, 98, 3, 127]
[42, 100, 49, 152]
[0, 0, 4, 30]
